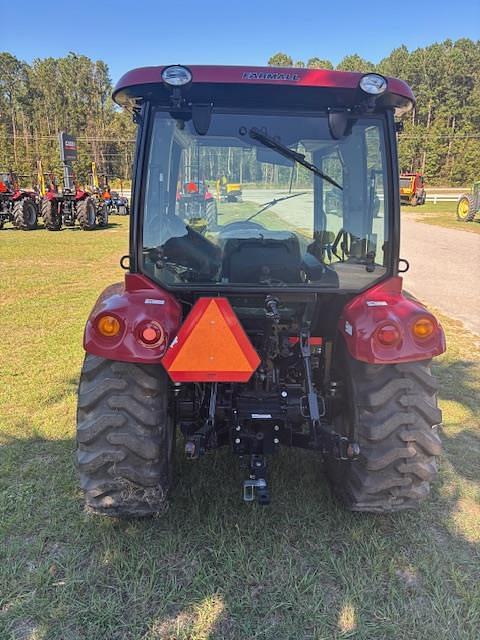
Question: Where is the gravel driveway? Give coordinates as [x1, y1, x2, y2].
[401, 218, 480, 335]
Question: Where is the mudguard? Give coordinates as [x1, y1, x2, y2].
[84, 273, 182, 364]
[339, 276, 446, 364]
[11, 190, 37, 201]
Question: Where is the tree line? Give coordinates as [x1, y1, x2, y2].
[0, 40, 479, 188]
[0, 52, 135, 187]
[269, 39, 480, 185]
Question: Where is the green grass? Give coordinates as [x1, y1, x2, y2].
[1, 219, 479, 640]
[402, 202, 480, 234]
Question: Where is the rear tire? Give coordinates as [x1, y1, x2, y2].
[206, 199, 218, 230]
[96, 203, 109, 227]
[77, 354, 175, 518]
[13, 197, 38, 230]
[41, 198, 61, 231]
[456, 195, 476, 222]
[326, 342, 442, 512]
[76, 196, 97, 230]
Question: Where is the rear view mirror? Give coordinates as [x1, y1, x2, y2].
[328, 111, 350, 140]
[192, 104, 212, 136]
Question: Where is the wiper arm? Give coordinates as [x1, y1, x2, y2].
[249, 128, 343, 191]
[246, 191, 308, 222]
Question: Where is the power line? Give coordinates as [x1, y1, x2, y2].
[0, 135, 136, 142]
[1, 133, 480, 141]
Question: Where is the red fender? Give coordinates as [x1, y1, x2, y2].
[75, 189, 89, 200]
[339, 277, 446, 364]
[11, 189, 37, 201]
[84, 274, 182, 363]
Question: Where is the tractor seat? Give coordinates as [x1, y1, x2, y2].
[219, 229, 302, 284]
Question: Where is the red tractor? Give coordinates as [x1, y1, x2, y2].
[41, 134, 106, 231]
[77, 65, 445, 517]
[0, 171, 39, 230]
[41, 175, 100, 231]
[177, 179, 218, 231]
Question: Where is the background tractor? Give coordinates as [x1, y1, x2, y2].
[90, 163, 129, 216]
[0, 171, 39, 230]
[177, 179, 217, 231]
[399, 172, 426, 205]
[89, 162, 110, 226]
[41, 134, 106, 231]
[41, 173, 99, 231]
[216, 174, 243, 202]
[456, 180, 480, 222]
[77, 65, 445, 519]
[108, 190, 130, 215]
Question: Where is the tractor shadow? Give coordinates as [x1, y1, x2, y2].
[65, 222, 122, 232]
[0, 222, 122, 232]
[1, 421, 479, 639]
[2, 346, 479, 638]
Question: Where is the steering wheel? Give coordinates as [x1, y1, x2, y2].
[220, 220, 267, 232]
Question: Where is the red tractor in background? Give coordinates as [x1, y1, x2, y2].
[0, 171, 39, 230]
[77, 65, 445, 518]
[399, 172, 426, 206]
[41, 134, 107, 231]
[41, 174, 101, 231]
[177, 179, 218, 231]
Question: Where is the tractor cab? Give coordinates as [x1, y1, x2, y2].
[114, 67, 411, 294]
[77, 66, 445, 517]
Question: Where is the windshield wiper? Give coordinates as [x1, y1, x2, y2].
[249, 128, 343, 191]
[246, 191, 308, 222]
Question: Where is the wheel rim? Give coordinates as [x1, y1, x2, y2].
[457, 199, 469, 219]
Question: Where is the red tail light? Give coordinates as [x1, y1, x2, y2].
[376, 324, 401, 347]
[137, 321, 165, 347]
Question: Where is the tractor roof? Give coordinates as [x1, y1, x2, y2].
[113, 65, 415, 116]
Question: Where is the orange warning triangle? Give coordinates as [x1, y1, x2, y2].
[162, 298, 260, 382]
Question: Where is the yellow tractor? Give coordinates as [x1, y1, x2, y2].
[399, 172, 426, 206]
[216, 175, 242, 202]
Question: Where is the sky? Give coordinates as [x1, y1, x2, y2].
[2, 0, 479, 84]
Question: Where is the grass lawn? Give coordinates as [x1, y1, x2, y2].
[402, 201, 480, 234]
[1, 218, 479, 640]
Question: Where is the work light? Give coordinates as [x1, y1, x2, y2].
[359, 73, 388, 95]
[161, 65, 192, 86]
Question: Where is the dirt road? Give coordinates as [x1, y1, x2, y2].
[401, 218, 480, 335]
